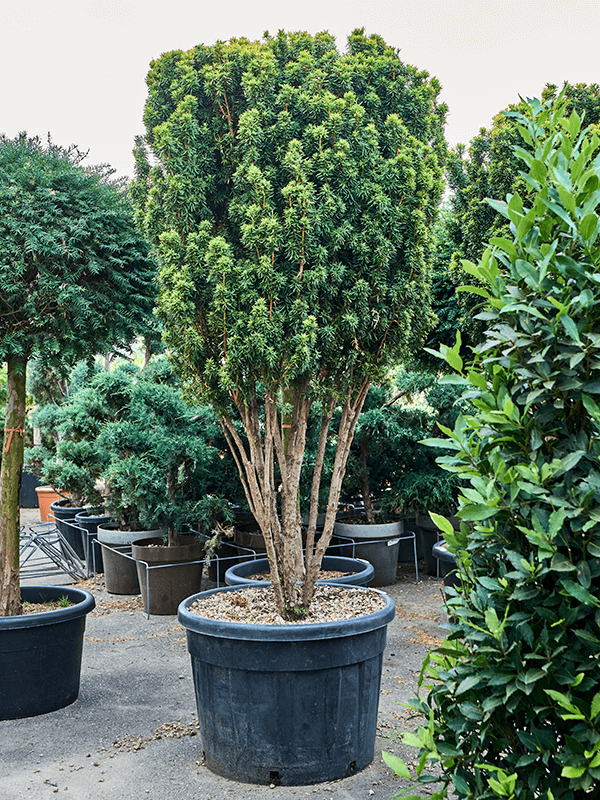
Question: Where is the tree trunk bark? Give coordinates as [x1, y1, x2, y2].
[360, 441, 375, 523]
[0, 355, 27, 616]
[222, 380, 369, 620]
[302, 382, 369, 606]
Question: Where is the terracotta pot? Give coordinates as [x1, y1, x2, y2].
[35, 486, 63, 523]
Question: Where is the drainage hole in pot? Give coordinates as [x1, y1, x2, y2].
[349, 761, 356, 773]
[270, 771, 280, 785]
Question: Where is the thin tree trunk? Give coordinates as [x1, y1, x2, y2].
[222, 379, 368, 620]
[360, 441, 375, 523]
[0, 355, 27, 616]
[302, 381, 370, 605]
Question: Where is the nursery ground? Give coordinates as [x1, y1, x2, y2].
[2, 508, 448, 800]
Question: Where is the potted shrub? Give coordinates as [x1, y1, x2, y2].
[0, 133, 155, 719]
[26, 361, 145, 567]
[135, 29, 445, 782]
[384, 98, 600, 797]
[98, 373, 230, 613]
[26, 371, 108, 560]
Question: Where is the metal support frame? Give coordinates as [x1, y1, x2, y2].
[20, 522, 86, 582]
[328, 528, 420, 583]
[98, 536, 260, 619]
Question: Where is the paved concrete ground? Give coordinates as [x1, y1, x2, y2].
[1, 509, 448, 800]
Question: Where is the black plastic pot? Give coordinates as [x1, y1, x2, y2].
[50, 500, 86, 560]
[400, 517, 422, 561]
[416, 513, 460, 577]
[332, 520, 403, 586]
[0, 585, 95, 720]
[224, 555, 375, 587]
[178, 584, 395, 785]
[74, 511, 112, 574]
[20, 468, 41, 508]
[132, 536, 204, 615]
[432, 540, 460, 591]
[97, 523, 163, 595]
[206, 539, 240, 584]
[233, 526, 266, 554]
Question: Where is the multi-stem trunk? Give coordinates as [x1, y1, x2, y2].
[221, 380, 369, 620]
[0, 355, 27, 616]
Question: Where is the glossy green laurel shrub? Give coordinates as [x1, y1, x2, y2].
[384, 96, 600, 799]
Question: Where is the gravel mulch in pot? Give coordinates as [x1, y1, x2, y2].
[188, 584, 388, 625]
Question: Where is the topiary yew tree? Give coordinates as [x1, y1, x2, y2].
[0, 134, 156, 616]
[384, 97, 600, 799]
[134, 29, 446, 619]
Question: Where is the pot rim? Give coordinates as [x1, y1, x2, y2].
[224, 555, 375, 587]
[50, 499, 86, 514]
[432, 539, 459, 564]
[333, 519, 404, 540]
[131, 535, 203, 552]
[178, 582, 395, 642]
[75, 510, 112, 522]
[0, 586, 95, 630]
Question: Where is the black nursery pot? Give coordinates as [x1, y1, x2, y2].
[50, 500, 87, 560]
[432, 540, 460, 591]
[74, 511, 112, 574]
[0, 585, 95, 720]
[179, 584, 395, 785]
[416, 513, 461, 577]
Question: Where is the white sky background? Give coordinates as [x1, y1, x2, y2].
[1, 0, 598, 181]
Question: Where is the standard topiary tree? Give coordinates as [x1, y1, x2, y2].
[383, 97, 600, 798]
[134, 29, 447, 619]
[0, 134, 156, 615]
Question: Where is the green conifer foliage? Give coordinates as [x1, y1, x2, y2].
[0, 134, 156, 615]
[135, 29, 446, 618]
[384, 97, 600, 799]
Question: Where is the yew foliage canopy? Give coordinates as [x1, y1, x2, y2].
[135, 29, 446, 617]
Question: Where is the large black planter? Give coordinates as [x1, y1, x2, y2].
[0, 585, 95, 720]
[133, 536, 204, 615]
[224, 555, 375, 587]
[74, 511, 112, 574]
[50, 499, 86, 560]
[416, 513, 460, 577]
[179, 584, 395, 785]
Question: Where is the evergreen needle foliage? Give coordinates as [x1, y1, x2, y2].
[384, 96, 600, 799]
[134, 29, 447, 619]
[0, 133, 156, 615]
